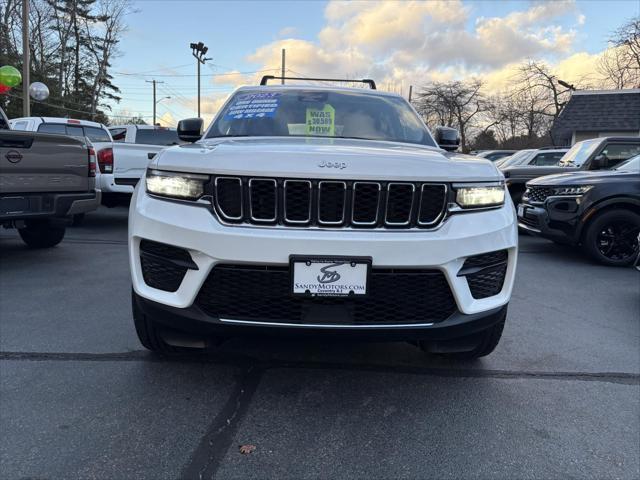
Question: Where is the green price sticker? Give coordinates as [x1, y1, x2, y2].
[306, 104, 335, 136]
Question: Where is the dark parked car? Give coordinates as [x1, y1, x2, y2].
[518, 155, 640, 266]
[503, 137, 640, 204]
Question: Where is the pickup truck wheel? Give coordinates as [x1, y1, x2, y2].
[18, 221, 65, 248]
[583, 210, 640, 267]
[71, 213, 85, 226]
[418, 309, 506, 360]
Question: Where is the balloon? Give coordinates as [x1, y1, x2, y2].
[29, 82, 49, 101]
[0, 65, 22, 87]
[0, 84, 10, 95]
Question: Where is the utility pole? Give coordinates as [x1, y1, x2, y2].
[190, 42, 211, 118]
[281, 49, 285, 84]
[22, 0, 30, 116]
[146, 79, 164, 125]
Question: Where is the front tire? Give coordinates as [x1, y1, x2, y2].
[582, 209, 640, 267]
[132, 290, 181, 353]
[18, 221, 65, 249]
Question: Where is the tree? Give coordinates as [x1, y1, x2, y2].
[0, 0, 130, 120]
[598, 16, 640, 88]
[413, 79, 490, 151]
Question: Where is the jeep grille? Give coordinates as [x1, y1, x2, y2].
[211, 176, 447, 229]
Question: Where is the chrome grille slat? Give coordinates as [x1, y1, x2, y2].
[248, 178, 277, 222]
[417, 184, 447, 226]
[318, 181, 347, 225]
[210, 176, 447, 229]
[384, 183, 415, 226]
[214, 177, 243, 221]
[352, 182, 381, 226]
[283, 180, 312, 224]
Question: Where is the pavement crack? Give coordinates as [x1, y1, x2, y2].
[1, 351, 638, 385]
[180, 366, 263, 480]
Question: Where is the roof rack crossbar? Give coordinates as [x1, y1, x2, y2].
[260, 75, 376, 89]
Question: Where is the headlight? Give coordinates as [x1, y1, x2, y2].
[552, 185, 593, 196]
[456, 185, 505, 208]
[146, 169, 209, 200]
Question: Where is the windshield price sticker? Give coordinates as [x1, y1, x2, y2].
[225, 93, 280, 120]
[306, 104, 335, 136]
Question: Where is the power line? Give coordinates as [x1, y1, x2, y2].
[112, 68, 278, 78]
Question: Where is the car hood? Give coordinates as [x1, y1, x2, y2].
[153, 137, 501, 182]
[529, 169, 638, 186]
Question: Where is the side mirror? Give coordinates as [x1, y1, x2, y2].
[434, 126, 460, 152]
[177, 118, 204, 143]
[590, 154, 607, 170]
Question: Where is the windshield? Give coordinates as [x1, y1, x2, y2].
[206, 89, 436, 147]
[558, 139, 601, 167]
[614, 154, 640, 171]
[497, 150, 532, 168]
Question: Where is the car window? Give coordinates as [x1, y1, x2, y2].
[37, 123, 67, 135]
[135, 128, 181, 146]
[84, 126, 111, 143]
[599, 143, 640, 168]
[207, 89, 436, 147]
[110, 128, 127, 142]
[11, 120, 28, 131]
[558, 139, 601, 167]
[614, 155, 640, 172]
[529, 152, 565, 166]
[485, 152, 512, 161]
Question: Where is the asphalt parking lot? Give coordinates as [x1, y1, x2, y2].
[1, 206, 639, 480]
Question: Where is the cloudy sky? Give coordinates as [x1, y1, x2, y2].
[110, 0, 640, 126]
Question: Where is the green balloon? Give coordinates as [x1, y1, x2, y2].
[0, 66, 22, 88]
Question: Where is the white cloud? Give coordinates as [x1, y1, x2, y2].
[196, 0, 607, 116]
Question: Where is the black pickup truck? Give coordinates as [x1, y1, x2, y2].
[503, 137, 640, 204]
[0, 107, 100, 248]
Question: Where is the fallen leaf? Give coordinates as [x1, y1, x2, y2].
[239, 444, 256, 455]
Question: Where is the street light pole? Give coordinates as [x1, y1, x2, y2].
[22, 0, 30, 116]
[190, 42, 211, 118]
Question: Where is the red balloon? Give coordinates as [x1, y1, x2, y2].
[0, 84, 10, 94]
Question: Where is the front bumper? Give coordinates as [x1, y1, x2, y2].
[135, 290, 509, 341]
[517, 198, 582, 244]
[129, 188, 518, 329]
[0, 190, 100, 222]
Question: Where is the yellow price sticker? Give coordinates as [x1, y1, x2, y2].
[306, 104, 335, 136]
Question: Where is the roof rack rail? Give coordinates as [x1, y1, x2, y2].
[538, 145, 567, 150]
[260, 75, 376, 90]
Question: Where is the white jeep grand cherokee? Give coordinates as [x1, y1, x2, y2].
[129, 78, 518, 359]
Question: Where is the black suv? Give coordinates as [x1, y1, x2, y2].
[518, 155, 640, 266]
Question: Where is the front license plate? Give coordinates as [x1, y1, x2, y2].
[517, 204, 525, 217]
[291, 256, 371, 297]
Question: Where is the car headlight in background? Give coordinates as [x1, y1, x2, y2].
[552, 185, 593, 196]
[146, 169, 209, 200]
[455, 185, 505, 208]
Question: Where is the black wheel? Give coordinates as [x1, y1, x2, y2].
[101, 195, 119, 208]
[18, 221, 65, 248]
[71, 213, 85, 226]
[132, 290, 182, 354]
[583, 210, 640, 267]
[419, 309, 506, 359]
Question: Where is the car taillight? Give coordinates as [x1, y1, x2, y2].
[97, 148, 113, 173]
[88, 147, 96, 177]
